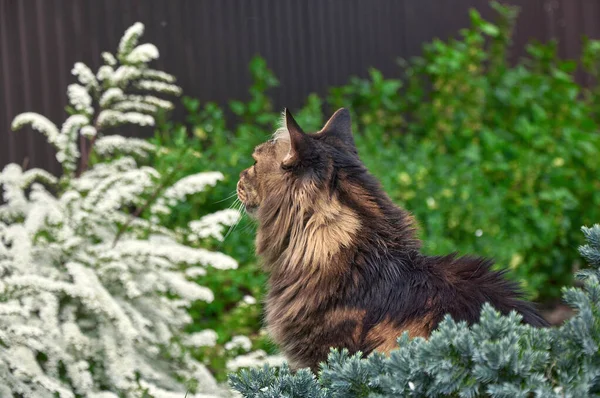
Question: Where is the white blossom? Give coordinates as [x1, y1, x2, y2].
[226, 351, 285, 372]
[185, 330, 218, 348]
[11, 113, 59, 144]
[0, 164, 57, 222]
[134, 80, 182, 96]
[71, 62, 98, 90]
[224, 336, 252, 352]
[152, 172, 224, 216]
[185, 267, 207, 278]
[142, 69, 176, 83]
[105, 237, 237, 270]
[110, 65, 142, 86]
[118, 22, 144, 59]
[99, 87, 125, 107]
[61, 114, 89, 136]
[97, 110, 154, 128]
[81, 126, 97, 138]
[81, 167, 158, 213]
[97, 65, 114, 81]
[101, 52, 117, 66]
[161, 271, 215, 302]
[94, 135, 156, 158]
[188, 209, 241, 241]
[58, 115, 88, 171]
[127, 95, 174, 111]
[126, 43, 159, 64]
[67, 84, 93, 115]
[112, 101, 158, 114]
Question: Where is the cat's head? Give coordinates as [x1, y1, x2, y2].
[237, 108, 362, 219]
[238, 107, 419, 263]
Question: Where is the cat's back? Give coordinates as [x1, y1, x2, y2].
[354, 252, 548, 355]
[415, 253, 549, 327]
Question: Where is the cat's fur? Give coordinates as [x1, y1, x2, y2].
[237, 108, 548, 371]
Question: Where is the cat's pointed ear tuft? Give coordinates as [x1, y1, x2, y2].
[321, 108, 355, 148]
[282, 108, 312, 168]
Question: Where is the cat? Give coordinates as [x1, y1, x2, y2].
[236, 108, 548, 372]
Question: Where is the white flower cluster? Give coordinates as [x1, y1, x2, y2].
[0, 159, 237, 397]
[94, 135, 156, 158]
[11, 113, 59, 144]
[106, 65, 142, 86]
[67, 84, 93, 115]
[142, 69, 176, 83]
[118, 22, 145, 61]
[99, 88, 125, 107]
[226, 351, 285, 372]
[151, 172, 224, 216]
[11, 21, 180, 179]
[224, 336, 252, 352]
[125, 43, 159, 64]
[97, 110, 154, 128]
[185, 330, 219, 348]
[102, 52, 117, 66]
[188, 209, 241, 242]
[134, 80, 182, 96]
[71, 62, 99, 91]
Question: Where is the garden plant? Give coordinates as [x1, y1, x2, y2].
[0, 22, 259, 397]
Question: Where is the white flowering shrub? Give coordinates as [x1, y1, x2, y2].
[1, 22, 241, 397]
[12, 22, 181, 177]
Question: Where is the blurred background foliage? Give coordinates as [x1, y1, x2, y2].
[150, 2, 600, 379]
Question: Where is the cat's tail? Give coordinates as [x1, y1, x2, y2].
[517, 300, 550, 328]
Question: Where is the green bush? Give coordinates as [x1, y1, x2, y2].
[229, 224, 600, 398]
[329, 3, 600, 299]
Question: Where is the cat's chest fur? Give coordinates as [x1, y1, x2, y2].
[264, 278, 366, 371]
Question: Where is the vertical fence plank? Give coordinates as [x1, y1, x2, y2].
[0, 0, 17, 168]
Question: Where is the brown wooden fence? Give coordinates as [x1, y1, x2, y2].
[1, 0, 599, 175]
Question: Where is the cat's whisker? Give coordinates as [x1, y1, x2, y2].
[213, 191, 238, 204]
[231, 198, 242, 212]
[227, 197, 240, 211]
[239, 222, 255, 234]
[222, 200, 244, 241]
[223, 217, 241, 242]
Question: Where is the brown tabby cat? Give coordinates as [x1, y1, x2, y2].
[237, 108, 548, 372]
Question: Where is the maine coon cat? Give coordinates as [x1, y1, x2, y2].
[236, 108, 548, 371]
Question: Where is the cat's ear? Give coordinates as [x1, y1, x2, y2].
[321, 108, 355, 148]
[282, 108, 313, 168]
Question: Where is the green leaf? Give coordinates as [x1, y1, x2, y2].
[229, 100, 246, 115]
[480, 22, 500, 37]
